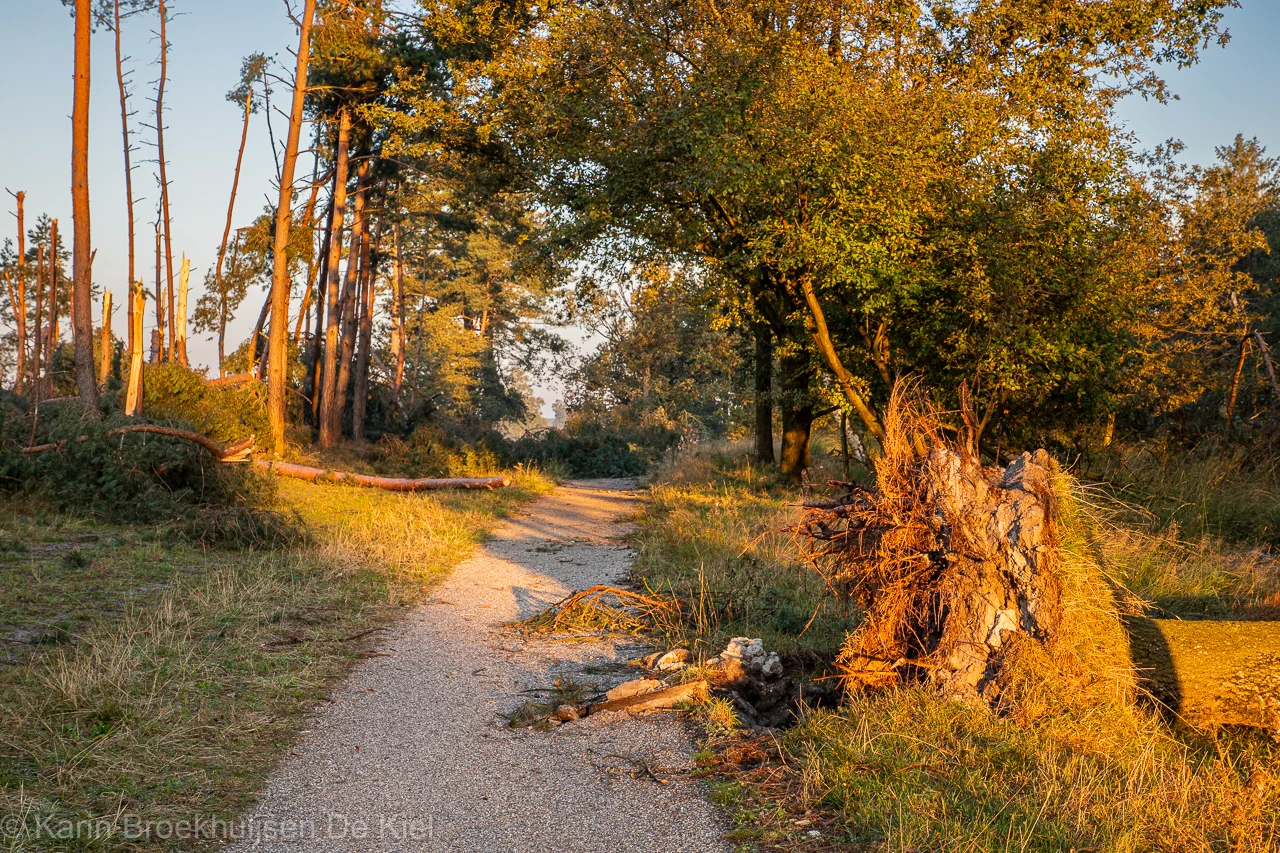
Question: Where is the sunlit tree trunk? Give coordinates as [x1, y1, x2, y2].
[292, 174, 326, 343]
[317, 110, 352, 447]
[71, 0, 99, 407]
[98, 291, 113, 385]
[151, 221, 164, 361]
[175, 255, 189, 363]
[155, 0, 178, 363]
[124, 280, 145, 415]
[266, 0, 317, 456]
[391, 223, 406, 409]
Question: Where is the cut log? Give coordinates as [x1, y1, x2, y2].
[586, 680, 708, 715]
[252, 459, 510, 491]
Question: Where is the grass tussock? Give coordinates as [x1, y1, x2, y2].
[0, 467, 553, 851]
[642, 430, 1280, 852]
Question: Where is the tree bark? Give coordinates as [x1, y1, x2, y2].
[71, 2, 99, 410]
[265, 0, 317, 456]
[291, 174, 326, 343]
[254, 459, 511, 491]
[1226, 333, 1250, 426]
[317, 109, 352, 448]
[753, 319, 774, 465]
[156, 0, 176, 362]
[778, 348, 813, 483]
[306, 183, 335, 420]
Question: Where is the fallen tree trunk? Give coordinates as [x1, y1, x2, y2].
[252, 459, 510, 491]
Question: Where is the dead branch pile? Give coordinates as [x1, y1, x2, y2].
[518, 585, 682, 637]
[795, 391, 1063, 703]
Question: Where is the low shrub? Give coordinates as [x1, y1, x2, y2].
[141, 362, 269, 444]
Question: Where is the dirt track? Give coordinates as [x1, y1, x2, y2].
[228, 480, 728, 852]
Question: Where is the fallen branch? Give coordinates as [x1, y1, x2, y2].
[252, 459, 510, 491]
[107, 425, 255, 462]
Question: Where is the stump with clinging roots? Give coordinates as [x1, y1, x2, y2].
[797, 391, 1065, 703]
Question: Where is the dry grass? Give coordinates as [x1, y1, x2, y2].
[0, 467, 553, 851]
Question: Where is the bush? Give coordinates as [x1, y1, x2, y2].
[0, 396, 295, 544]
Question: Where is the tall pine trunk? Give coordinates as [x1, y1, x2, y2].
[213, 74, 254, 372]
[306, 185, 335, 421]
[151, 220, 164, 361]
[390, 224, 406, 409]
[114, 0, 136, 304]
[33, 245, 44, 383]
[9, 191, 26, 391]
[265, 0, 317, 456]
[49, 219, 60, 369]
[352, 218, 379, 441]
[317, 110, 351, 446]
[331, 160, 371, 441]
[156, 0, 177, 363]
[71, 0, 99, 408]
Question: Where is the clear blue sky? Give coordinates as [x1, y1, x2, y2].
[1, 0, 1279, 375]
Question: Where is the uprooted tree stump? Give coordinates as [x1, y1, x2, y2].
[797, 402, 1063, 703]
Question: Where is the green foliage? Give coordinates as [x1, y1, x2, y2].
[141, 362, 268, 444]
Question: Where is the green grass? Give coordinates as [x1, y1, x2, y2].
[0, 468, 552, 851]
[640, 439, 1280, 852]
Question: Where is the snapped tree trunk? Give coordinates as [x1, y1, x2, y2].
[125, 280, 144, 414]
[265, 0, 317, 456]
[33, 244, 44, 384]
[174, 255, 189, 364]
[317, 108, 352, 448]
[778, 348, 814, 484]
[214, 70, 253, 366]
[98, 290, 113, 385]
[753, 319, 774, 465]
[71, 0, 100, 409]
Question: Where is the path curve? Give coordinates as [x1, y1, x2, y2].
[231, 480, 728, 852]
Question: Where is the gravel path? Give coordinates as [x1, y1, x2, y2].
[229, 480, 728, 852]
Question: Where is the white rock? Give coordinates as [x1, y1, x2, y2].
[760, 652, 784, 679]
